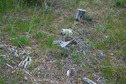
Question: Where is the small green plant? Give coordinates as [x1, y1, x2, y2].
[0, 0, 6, 13]
[45, 37, 53, 47]
[11, 36, 30, 47]
[101, 67, 113, 79]
[17, 71, 23, 80]
[19, 0, 57, 8]
[114, 67, 126, 84]
[114, 0, 126, 7]
[35, 31, 45, 39]
[69, 46, 75, 52]
[60, 50, 68, 57]
[71, 54, 80, 64]
[85, 39, 90, 43]
[0, 77, 6, 84]
[19, 0, 44, 7]
[76, 0, 81, 3]
[42, 7, 52, 14]
[82, 14, 93, 21]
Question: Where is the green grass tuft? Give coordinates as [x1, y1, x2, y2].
[101, 67, 113, 79]
[0, 0, 6, 13]
[45, 37, 53, 47]
[11, 36, 30, 47]
[82, 14, 93, 21]
[71, 54, 80, 64]
[114, 0, 126, 7]
[0, 77, 6, 84]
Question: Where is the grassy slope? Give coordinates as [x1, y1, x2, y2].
[0, 0, 126, 83]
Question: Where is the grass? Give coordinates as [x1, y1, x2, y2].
[11, 36, 30, 47]
[35, 31, 45, 39]
[45, 36, 53, 47]
[0, 0, 6, 13]
[71, 54, 80, 64]
[82, 13, 93, 21]
[101, 67, 113, 79]
[0, 56, 6, 67]
[0, 0, 126, 83]
[114, 0, 126, 7]
[60, 50, 69, 58]
[0, 77, 6, 84]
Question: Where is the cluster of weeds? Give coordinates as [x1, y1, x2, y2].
[18, 0, 58, 9]
[0, 77, 6, 84]
[82, 14, 93, 21]
[101, 66, 126, 83]
[60, 49, 69, 58]
[11, 36, 30, 47]
[71, 54, 80, 64]
[0, 0, 6, 13]
[114, 0, 126, 8]
[35, 31, 46, 39]
[101, 67, 113, 80]
[45, 36, 53, 47]
[71, 53, 83, 64]
[40, 36, 55, 51]
[18, 0, 44, 7]
[76, 0, 81, 3]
